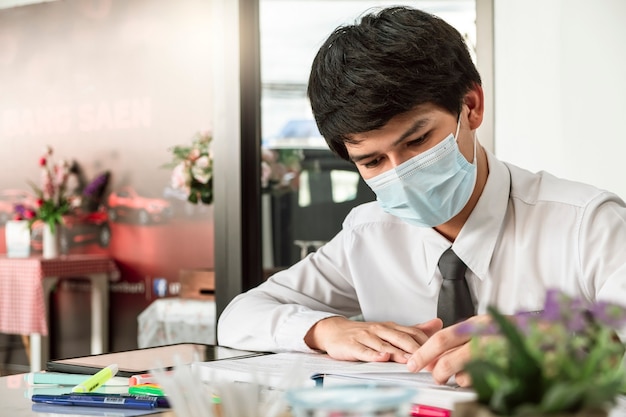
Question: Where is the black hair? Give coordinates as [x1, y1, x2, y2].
[307, 6, 481, 161]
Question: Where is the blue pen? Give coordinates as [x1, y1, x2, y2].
[31, 393, 157, 410]
[69, 392, 171, 408]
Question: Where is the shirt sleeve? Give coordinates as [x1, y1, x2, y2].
[216, 220, 362, 353]
[578, 191, 626, 341]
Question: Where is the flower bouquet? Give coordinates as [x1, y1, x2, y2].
[166, 131, 213, 205]
[458, 289, 626, 416]
[14, 146, 75, 234]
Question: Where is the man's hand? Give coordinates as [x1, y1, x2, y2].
[304, 316, 443, 364]
[406, 315, 490, 387]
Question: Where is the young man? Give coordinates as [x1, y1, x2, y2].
[217, 6, 626, 387]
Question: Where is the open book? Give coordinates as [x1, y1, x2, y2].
[192, 352, 476, 409]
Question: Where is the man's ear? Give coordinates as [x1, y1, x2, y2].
[464, 83, 484, 130]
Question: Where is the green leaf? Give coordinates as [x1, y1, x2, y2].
[579, 373, 624, 409]
[540, 381, 584, 413]
[489, 378, 520, 415]
[490, 308, 544, 403]
[463, 360, 501, 404]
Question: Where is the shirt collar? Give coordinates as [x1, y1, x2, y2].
[453, 150, 511, 280]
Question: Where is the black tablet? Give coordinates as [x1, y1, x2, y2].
[46, 343, 269, 377]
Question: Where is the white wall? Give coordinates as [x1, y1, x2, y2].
[493, 0, 626, 199]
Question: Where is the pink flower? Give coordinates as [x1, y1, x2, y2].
[191, 156, 211, 184]
[188, 148, 201, 161]
[171, 162, 191, 191]
[24, 208, 36, 219]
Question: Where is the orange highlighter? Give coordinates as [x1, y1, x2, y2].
[129, 373, 159, 386]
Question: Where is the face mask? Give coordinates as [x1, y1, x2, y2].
[365, 119, 477, 227]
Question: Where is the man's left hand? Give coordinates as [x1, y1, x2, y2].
[406, 315, 490, 387]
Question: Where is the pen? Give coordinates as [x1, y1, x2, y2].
[31, 393, 157, 410]
[70, 392, 170, 408]
[410, 404, 451, 417]
[72, 364, 119, 393]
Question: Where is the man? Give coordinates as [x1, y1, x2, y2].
[217, 6, 626, 387]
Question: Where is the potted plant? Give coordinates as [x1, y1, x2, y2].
[14, 146, 77, 258]
[456, 289, 626, 417]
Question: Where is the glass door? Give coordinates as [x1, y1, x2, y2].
[259, 0, 477, 271]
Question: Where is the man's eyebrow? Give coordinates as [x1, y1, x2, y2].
[349, 117, 431, 163]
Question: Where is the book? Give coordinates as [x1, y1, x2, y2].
[193, 351, 476, 409]
[24, 384, 130, 398]
[193, 352, 345, 388]
[315, 361, 476, 410]
[24, 372, 130, 387]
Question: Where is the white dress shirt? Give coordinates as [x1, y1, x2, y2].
[217, 151, 626, 352]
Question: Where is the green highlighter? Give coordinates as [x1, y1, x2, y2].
[128, 384, 165, 397]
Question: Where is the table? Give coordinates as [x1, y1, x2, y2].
[0, 254, 119, 372]
[137, 298, 216, 348]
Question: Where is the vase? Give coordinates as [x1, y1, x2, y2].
[42, 223, 60, 259]
[453, 401, 608, 417]
[5, 220, 31, 258]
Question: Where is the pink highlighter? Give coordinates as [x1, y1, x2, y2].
[410, 404, 451, 417]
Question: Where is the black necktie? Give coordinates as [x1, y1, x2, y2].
[437, 248, 475, 327]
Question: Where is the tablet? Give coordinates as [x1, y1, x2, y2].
[46, 343, 269, 377]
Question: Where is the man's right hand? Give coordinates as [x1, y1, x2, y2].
[303, 316, 443, 364]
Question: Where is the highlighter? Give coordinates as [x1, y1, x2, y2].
[128, 384, 165, 397]
[72, 364, 119, 393]
[410, 404, 451, 417]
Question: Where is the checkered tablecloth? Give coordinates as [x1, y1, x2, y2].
[0, 254, 119, 336]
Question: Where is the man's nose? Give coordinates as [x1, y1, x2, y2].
[388, 152, 413, 168]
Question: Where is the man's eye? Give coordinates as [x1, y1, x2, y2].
[364, 158, 382, 169]
[407, 135, 427, 147]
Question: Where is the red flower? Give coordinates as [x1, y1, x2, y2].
[36, 198, 44, 207]
[39, 157, 47, 167]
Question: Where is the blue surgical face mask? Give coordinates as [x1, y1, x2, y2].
[365, 119, 477, 227]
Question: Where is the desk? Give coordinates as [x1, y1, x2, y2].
[2, 346, 626, 417]
[0, 254, 119, 372]
[137, 298, 216, 348]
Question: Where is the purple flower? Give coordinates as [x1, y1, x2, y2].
[567, 313, 587, 332]
[589, 301, 626, 328]
[541, 289, 563, 322]
[14, 203, 27, 216]
[83, 172, 110, 197]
